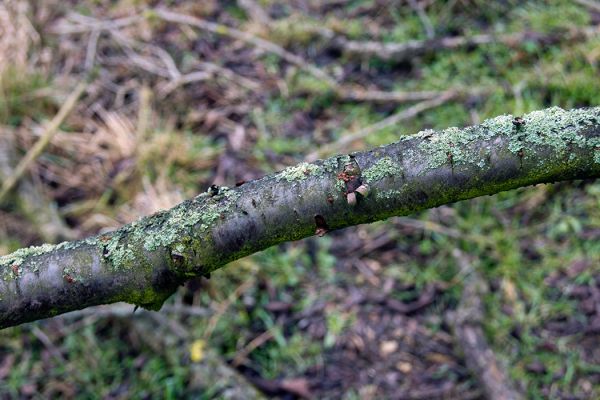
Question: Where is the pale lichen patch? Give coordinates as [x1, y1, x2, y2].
[410, 106, 600, 170]
[0, 243, 61, 282]
[141, 186, 241, 252]
[417, 124, 496, 170]
[375, 189, 402, 201]
[410, 128, 436, 140]
[363, 157, 403, 183]
[506, 107, 600, 158]
[589, 137, 600, 164]
[92, 185, 243, 272]
[479, 114, 514, 137]
[0, 243, 57, 270]
[105, 238, 136, 270]
[275, 162, 322, 182]
[322, 156, 340, 173]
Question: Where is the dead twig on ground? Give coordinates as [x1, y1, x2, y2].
[449, 250, 523, 400]
[136, 85, 152, 147]
[56, 13, 264, 97]
[153, 9, 337, 87]
[84, 28, 100, 71]
[237, 0, 272, 25]
[336, 86, 454, 103]
[52, 14, 143, 34]
[332, 25, 600, 60]
[307, 90, 456, 161]
[334, 85, 490, 105]
[232, 328, 275, 367]
[408, 0, 435, 39]
[575, 0, 600, 13]
[55, 10, 484, 111]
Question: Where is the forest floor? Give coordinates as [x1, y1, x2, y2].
[1, 0, 600, 398]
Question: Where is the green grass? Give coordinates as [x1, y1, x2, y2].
[0, 68, 52, 126]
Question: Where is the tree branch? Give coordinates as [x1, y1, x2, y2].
[1, 106, 600, 328]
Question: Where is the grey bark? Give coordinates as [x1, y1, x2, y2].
[1, 106, 600, 329]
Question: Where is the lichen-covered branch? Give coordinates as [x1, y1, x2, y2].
[1, 106, 600, 328]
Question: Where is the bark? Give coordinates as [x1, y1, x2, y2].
[1, 106, 600, 329]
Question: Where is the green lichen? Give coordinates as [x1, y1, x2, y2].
[103, 235, 136, 270]
[505, 107, 599, 157]
[416, 124, 496, 170]
[479, 114, 515, 137]
[172, 242, 186, 255]
[0, 243, 57, 270]
[375, 189, 402, 201]
[141, 186, 241, 252]
[411, 106, 600, 170]
[587, 137, 600, 164]
[0, 243, 61, 282]
[0, 237, 102, 281]
[88, 185, 244, 272]
[108, 284, 170, 311]
[363, 157, 403, 183]
[275, 162, 322, 182]
[322, 154, 351, 173]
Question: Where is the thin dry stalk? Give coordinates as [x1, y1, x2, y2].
[408, 0, 435, 39]
[336, 87, 451, 103]
[203, 277, 256, 340]
[307, 91, 456, 160]
[52, 14, 143, 34]
[136, 85, 152, 146]
[153, 9, 337, 87]
[232, 329, 275, 367]
[0, 1, 38, 73]
[237, 0, 271, 24]
[0, 80, 88, 203]
[334, 25, 600, 60]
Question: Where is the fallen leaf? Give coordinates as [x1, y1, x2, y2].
[380, 340, 398, 356]
[396, 361, 412, 373]
[280, 378, 312, 399]
[189, 339, 206, 362]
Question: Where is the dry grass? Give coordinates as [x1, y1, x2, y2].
[0, 1, 37, 74]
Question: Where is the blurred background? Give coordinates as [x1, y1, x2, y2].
[1, 0, 600, 398]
